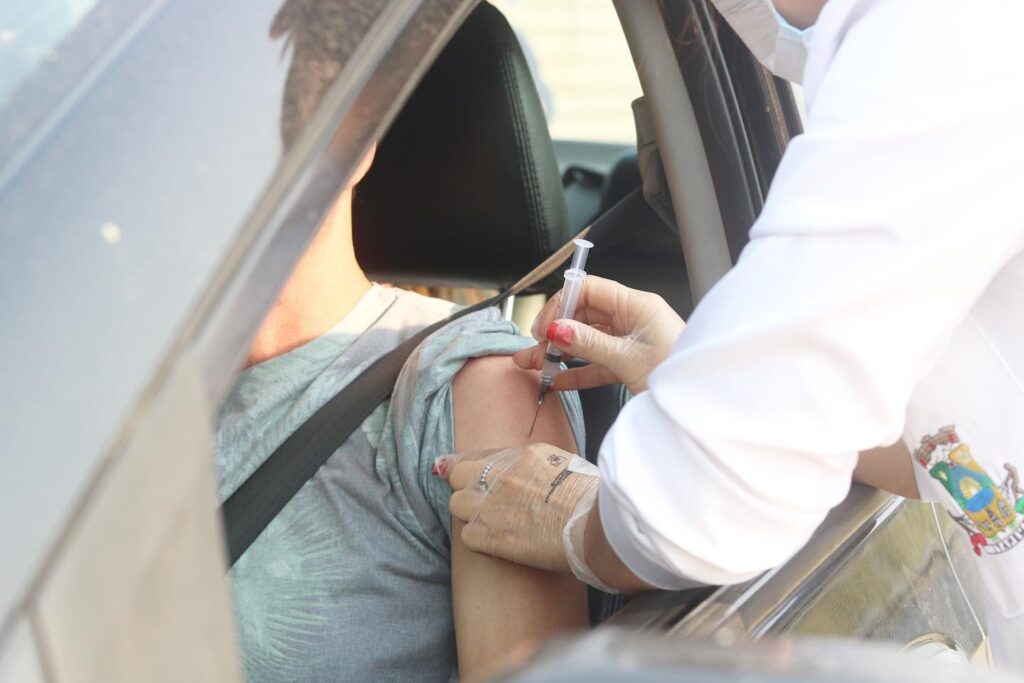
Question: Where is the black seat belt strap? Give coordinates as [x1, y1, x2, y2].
[220, 189, 645, 567]
[221, 292, 506, 566]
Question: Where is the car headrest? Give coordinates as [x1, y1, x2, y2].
[353, 2, 570, 290]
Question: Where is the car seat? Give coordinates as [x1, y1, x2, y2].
[352, 1, 687, 623]
[353, 2, 569, 291]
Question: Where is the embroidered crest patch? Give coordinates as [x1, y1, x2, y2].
[914, 426, 1024, 556]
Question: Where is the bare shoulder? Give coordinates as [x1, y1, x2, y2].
[451, 354, 576, 452]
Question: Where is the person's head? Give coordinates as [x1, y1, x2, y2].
[246, 1, 381, 366]
[271, 0, 377, 189]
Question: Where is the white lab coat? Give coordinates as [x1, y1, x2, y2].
[598, 0, 1024, 670]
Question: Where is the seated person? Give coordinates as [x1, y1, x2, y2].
[214, 3, 588, 680]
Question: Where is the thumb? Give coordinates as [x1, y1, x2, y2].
[512, 343, 544, 371]
[545, 320, 627, 379]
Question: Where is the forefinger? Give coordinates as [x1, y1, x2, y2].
[529, 276, 624, 341]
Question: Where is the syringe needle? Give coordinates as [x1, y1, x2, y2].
[528, 394, 545, 437]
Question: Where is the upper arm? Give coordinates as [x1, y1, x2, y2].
[452, 354, 580, 453]
[449, 354, 588, 680]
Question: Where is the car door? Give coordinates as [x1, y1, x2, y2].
[0, 0, 473, 679]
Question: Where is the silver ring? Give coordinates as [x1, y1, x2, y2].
[478, 463, 494, 493]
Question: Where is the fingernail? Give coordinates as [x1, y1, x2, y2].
[546, 321, 574, 345]
[432, 457, 449, 478]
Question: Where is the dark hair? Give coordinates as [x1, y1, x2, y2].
[270, 0, 381, 148]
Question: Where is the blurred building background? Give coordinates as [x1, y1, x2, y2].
[493, 0, 642, 145]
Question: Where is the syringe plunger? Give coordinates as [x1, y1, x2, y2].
[569, 238, 593, 272]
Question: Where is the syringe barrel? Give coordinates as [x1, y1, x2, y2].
[556, 268, 586, 321]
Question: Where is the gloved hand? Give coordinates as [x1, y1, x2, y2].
[434, 444, 618, 593]
[512, 276, 685, 395]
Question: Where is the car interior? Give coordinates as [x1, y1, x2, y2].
[354, 2, 692, 300]
[350, 0, 698, 625]
[0, 2, 996, 679]
[354, 2, 689, 440]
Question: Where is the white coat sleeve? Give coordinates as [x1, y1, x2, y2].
[597, 0, 1024, 589]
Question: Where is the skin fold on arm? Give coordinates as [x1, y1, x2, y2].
[450, 355, 590, 681]
[854, 442, 920, 500]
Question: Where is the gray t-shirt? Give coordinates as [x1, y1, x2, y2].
[215, 285, 585, 682]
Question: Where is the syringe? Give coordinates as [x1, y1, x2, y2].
[529, 238, 594, 436]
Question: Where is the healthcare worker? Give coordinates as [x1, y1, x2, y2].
[436, 0, 1024, 672]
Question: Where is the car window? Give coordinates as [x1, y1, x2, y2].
[491, 0, 641, 145]
[0, 0, 100, 103]
[0, 0, 396, 634]
[480, 1, 648, 324]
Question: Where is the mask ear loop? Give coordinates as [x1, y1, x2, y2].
[766, 2, 815, 83]
[711, 0, 813, 84]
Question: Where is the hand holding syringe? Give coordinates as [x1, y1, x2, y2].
[529, 238, 593, 435]
[516, 245, 685, 418]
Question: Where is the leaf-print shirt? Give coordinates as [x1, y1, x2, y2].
[214, 285, 585, 682]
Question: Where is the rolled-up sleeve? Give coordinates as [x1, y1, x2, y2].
[598, 0, 1024, 588]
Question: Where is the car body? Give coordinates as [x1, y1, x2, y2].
[0, 0, 990, 679]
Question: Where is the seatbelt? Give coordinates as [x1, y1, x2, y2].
[221, 189, 647, 567]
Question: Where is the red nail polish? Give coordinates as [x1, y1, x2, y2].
[546, 321, 574, 345]
[433, 459, 449, 477]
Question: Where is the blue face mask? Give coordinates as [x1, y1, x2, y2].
[711, 0, 815, 84]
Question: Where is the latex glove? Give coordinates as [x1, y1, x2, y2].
[434, 444, 616, 592]
[512, 276, 684, 395]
